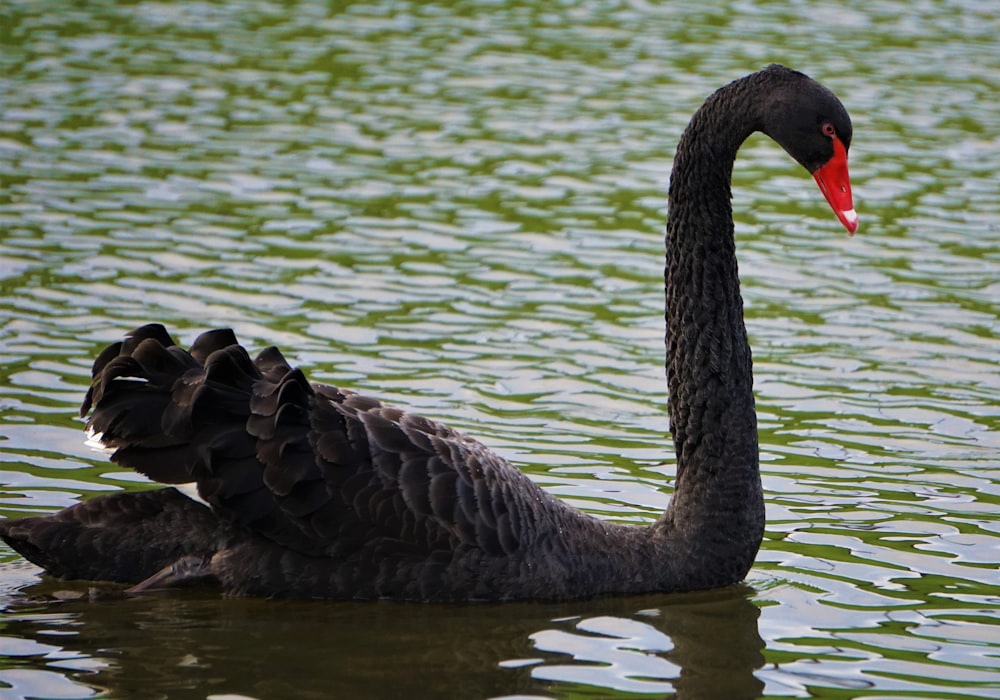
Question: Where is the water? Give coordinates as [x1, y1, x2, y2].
[1, 0, 998, 698]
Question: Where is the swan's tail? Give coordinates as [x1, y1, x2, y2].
[0, 324, 311, 586]
[0, 488, 223, 585]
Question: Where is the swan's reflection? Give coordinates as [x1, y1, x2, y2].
[0, 577, 763, 700]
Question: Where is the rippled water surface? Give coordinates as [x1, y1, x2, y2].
[1, 0, 998, 698]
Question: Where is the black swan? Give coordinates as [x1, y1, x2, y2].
[0, 65, 857, 601]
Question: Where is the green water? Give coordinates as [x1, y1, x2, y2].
[1, 0, 998, 698]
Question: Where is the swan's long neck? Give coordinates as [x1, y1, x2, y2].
[657, 74, 766, 575]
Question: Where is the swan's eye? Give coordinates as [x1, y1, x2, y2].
[822, 123, 836, 137]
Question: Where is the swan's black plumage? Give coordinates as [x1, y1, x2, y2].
[0, 65, 856, 601]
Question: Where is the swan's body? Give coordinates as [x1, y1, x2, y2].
[0, 65, 856, 601]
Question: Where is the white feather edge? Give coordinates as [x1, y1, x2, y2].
[84, 428, 114, 453]
[173, 482, 211, 508]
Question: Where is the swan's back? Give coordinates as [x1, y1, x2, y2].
[10, 324, 600, 600]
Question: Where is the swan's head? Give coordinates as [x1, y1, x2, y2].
[758, 65, 858, 235]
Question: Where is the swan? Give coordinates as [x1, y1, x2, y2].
[0, 65, 857, 601]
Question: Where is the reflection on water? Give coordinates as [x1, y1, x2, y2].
[2, 0, 999, 698]
[1, 582, 763, 700]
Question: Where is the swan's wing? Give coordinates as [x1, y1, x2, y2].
[82, 324, 551, 562]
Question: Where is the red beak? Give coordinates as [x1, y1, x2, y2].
[812, 137, 858, 235]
